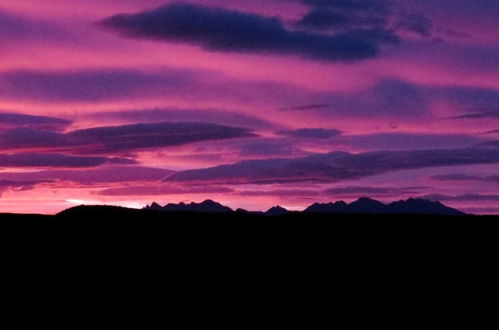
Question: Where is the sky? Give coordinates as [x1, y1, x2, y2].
[0, 0, 498, 214]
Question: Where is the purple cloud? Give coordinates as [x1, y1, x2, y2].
[446, 110, 499, 120]
[324, 186, 426, 196]
[435, 86, 499, 111]
[86, 108, 281, 130]
[278, 128, 342, 139]
[0, 179, 50, 196]
[284, 79, 429, 118]
[0, 112, 70, 131]
[237, 185, 426, 198]
[98, 185, 233, 196]
[0, 153, 133, 168]
[297, 0, 390, 30]
[481, 140, 499, 148]
[278, 104, 331, 111]
[297, 0, 435, 39]
[0, 68, 194, 102]
[0, 68, 311, 106]
[100, 3, 385, 62]
[0, 9, 67, 43]
[237, 139, 305, 158]
[343, 133, 483, 150]
[68, 122, 255, 153]
[0, 129, 68, 150]
[430, 174, 499, 183]
[422, 194, 499, 202]
[166, 147, 499, 184]
[430, 174, 483, 181]
[282, 80, 499, 119]
[237, 189, 321, 197]
[5, 68, 495, 123]
[0, 166, 173, 185]
[0, 122, 255, 153]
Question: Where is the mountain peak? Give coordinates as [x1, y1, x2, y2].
[198, 199, 219, 206]
[145, 202, 163, 210]
[265, 206, 289, 216]
[349, 197, 387, 214]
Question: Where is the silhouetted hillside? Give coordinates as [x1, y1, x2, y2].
[2, 204, 497, 311]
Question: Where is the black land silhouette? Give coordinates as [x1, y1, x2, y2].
[2, 197, 499, 313]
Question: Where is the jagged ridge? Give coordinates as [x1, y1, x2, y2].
[145, 197, 465, 216]
[145, 199, 232, 213]
[304, 197, 464, 216]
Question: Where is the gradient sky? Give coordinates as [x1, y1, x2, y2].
[0, 0, 498, 214]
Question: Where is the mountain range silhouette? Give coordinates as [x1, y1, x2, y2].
[145, 197, 465, 216]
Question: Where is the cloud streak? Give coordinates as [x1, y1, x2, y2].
[0, 153, 133, 168]
[0, 122, 255, 154]
[0, 9, 67, 43]
[0, 112, 71, 131]
[86, 108, 281, 130]
[0, 179, 50, 196]
[98, 184, 233, 196]
[422, 194, 499, 202]
[0, 68, 311, 107]
[278, 128, 342, 139]
[0, 166, 174, 185]
[324, 185, 426, 196]
[166, 147, 499, 184]
[0, 68, 194, 102]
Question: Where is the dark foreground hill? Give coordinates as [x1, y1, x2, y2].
[2, 206, 499, 317]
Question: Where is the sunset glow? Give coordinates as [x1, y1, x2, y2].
[0, 0, 498, 214]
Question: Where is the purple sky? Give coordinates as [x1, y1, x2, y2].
[0, 0, 498, 214]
